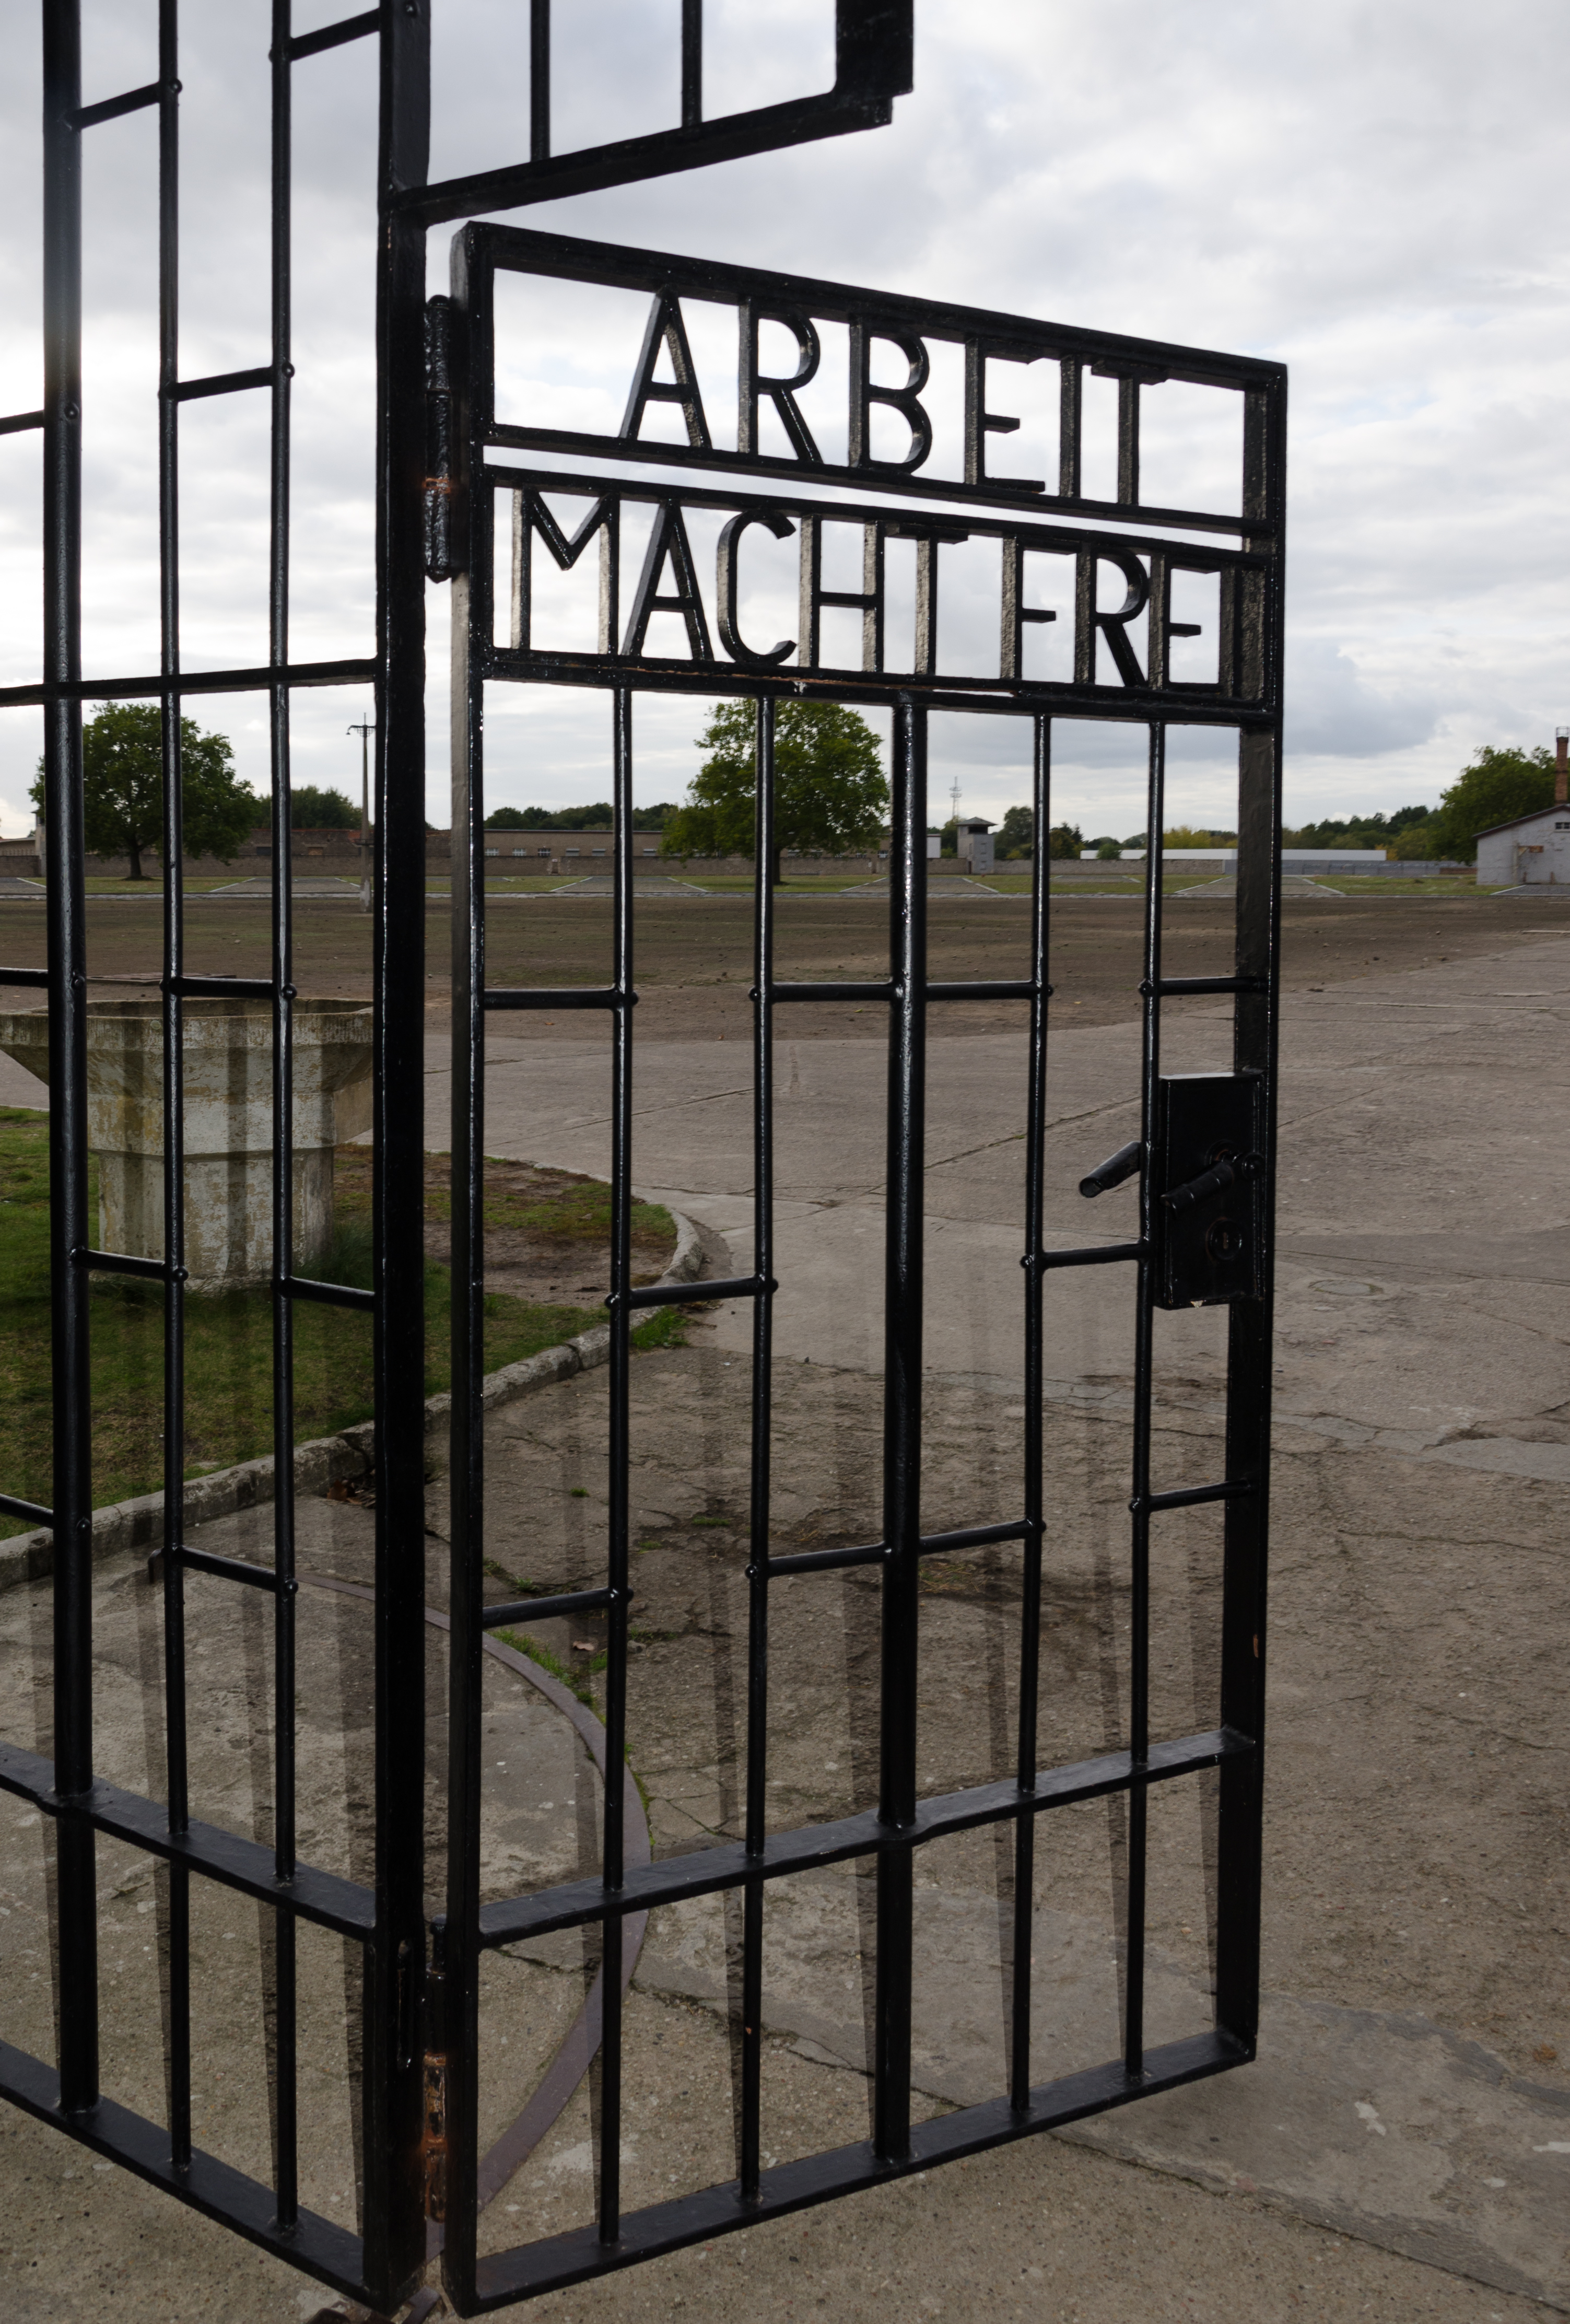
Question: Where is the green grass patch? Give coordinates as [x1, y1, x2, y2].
[413, 1155, 672, 1249]
[629, 1305, 689, 1351]
[0, 1113, 606, 1540]
[494, 1627, 604, 1707]
[1304, 874, 1491, 896]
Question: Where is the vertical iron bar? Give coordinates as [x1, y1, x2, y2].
[1010, 714, 1050, 2109]
[42, 0, 98, 2120]
[365, 0, 433, 2304]
[268, 0, 298, 2227]
[156, 0, 192, 2171]
[529, 0, 549, 160]
[681, 0, 702, 129]
[1214, 375, 1286, 2059]
[444, 223, 486, 2315]
[1125, 720, 1166, 2079]
[873, 694, 925, 2163]
[740, 692, 777, 2198]
[598, 685, 635, 2244]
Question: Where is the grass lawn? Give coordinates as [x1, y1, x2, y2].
[1306, 873, 1492, 896]
[0, 1111, 680, 1540]
[678, 874, 882, 893]
[74, 876, 311, 894]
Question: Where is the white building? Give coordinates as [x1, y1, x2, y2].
[1474, 804, 1570, 886]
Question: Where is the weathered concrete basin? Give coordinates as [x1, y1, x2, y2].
[0, 999, 373, 1287]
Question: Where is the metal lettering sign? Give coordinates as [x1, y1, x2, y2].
[434, 230, 1276, 732]
[440, 227, 1284, 2310]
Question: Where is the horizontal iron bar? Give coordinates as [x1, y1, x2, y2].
[176, 1543, 290, 1594]
[0, 411, 45, 437]
[0, 1739, 376, 1937]
[476, 222, 1281, 406]
[484, 442, 1266, 548]
[1034, 1242, 1146, 1271]
[0, 2040, 368, 2302]
[919, 1517, 1036, 1555]
[767, 1515, 1037, 1579]
[0, 966, 49, 986]
[279, 1275, 375, 1313]
[75, 1246, 181, 1283]
[0, 655, 377, 709]
[394, 90, 896, 229]
[1141, 1479, 1255, 1513]
[486, 646, 1275, 730]
[0, 1491, 51, 1527]
[169, 366, 274, 403]
[483, 987, 629, 1011]
[167, 974, 277, 999]
[70, 81, 163, 129]
[477, 1729, 1249, 1946]
[483, 1587, 615, 1631]
[927, 980, 1039, 1001]
[765, 1541, 885, 1578]
[767, 981, 895, 1004]
[611, 1275, 767, 1311]
[487, 458, 1272, 568]
[284, 7, 379, 60]
[1147, 975, 1268, 996]
[471, 2028, 1247, 2308]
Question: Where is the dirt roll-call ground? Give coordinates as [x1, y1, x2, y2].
[4, 886, 1568, 1038]
[0, 883, 1565, 2322]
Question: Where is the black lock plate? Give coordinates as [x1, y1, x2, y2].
[1154, 1072, 1264, 1310]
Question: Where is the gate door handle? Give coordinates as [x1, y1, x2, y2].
[1162, 1150, 1263, 1211]
[1079, 1140, 1142, 1198]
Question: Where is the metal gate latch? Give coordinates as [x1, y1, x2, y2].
[1154, 1072, 1265, 1310]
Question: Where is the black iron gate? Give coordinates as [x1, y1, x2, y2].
[0, 2, 1283, 2313]
[438, 232, 1284, 2306]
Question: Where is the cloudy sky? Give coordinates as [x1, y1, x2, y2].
[0, 0, 1564, 840]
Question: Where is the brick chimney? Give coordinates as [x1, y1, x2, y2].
[1557, 727, 1568, 806]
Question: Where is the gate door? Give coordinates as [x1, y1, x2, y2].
[0, 5, 911, 2317]
[441, 230, 1284, 2308]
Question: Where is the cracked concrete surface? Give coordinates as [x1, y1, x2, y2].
[0, 931, 1564, 2320]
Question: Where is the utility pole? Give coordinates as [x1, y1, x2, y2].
[348, 715, 376, 910]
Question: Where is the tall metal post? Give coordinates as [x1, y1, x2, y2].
[41, 0, 99, 2121]
[874, 694, 926, 2161]
[364, 0, 434, 2302]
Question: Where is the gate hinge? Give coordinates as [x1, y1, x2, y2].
[423, 295, 457, 584]
[419, 2050, 448, 2221]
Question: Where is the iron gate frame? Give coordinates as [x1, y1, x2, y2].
[439, 228, 1284, 2307]
[0, 3, 913, 2314]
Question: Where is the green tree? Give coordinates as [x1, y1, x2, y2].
[1047, 822, 1084, 859]
[663, 700, 887, 887]
[1430, 747, 1555, 861]
[996, 804, 1034, 859]
[32, 703, 261, 880]
[290, 784, 358, 830]
[484, 804, 532, 830]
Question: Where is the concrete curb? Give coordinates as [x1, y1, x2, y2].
[0, 1206, 705, 1595]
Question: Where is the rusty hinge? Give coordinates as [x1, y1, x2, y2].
[419, 2048, 448, 2222]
